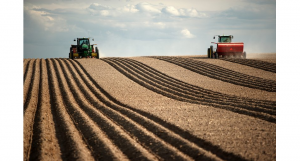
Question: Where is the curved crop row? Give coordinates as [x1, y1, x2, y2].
[23, 59, 35, 105]
[151, 56, 276, 92]
[23, 59, 30, 82]
[29, 59, 62, 161]
[24, 59, 41, 160]
[24, 58, 248, 161]
[102, 58, 275, 123]
[220, 58, 276, 73]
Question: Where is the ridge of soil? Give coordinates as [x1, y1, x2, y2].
[24, 56, 276, 161]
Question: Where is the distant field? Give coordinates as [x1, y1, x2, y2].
[24, 54, 276, 161]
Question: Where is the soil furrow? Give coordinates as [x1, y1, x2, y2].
[177, 57, 276, 86]
[23, 59, 30, 82]
[152, 56, 276, 92]
[220, 58, 276, 73]
[46, 59, 94, 160]
[120, 58, 275, 111]
[102, 58, 275, 123]
[69, 59, 224, 160]
[189, 57, 276, 81]
[115, 58, 275, 114]
[29, 59, 62, 161]
[24, 59, 41, 161]
[23, 59, 35, 106]
[55, 58, 156, 161]
[72, 59, 249, 161]
[68, 59, 218, 161]
[170, 57, 275, 86]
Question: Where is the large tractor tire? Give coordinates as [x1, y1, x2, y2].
[207, 48, 210, 58]
[96, 47, 100, 59]
[210, 45, 213, 58]
[215, 53, 219, 59]
[69, 47, 73, 59]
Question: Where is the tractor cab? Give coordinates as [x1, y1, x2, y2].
[77, 38, 90, 50]
[79, 39, 90, 45]
[213, 35, 233, 43]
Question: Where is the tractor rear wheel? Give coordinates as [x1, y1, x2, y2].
[207, 48, 210, 58]
[96, 47, 100, 59]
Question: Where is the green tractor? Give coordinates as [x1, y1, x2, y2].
[69, 37, 99, 59]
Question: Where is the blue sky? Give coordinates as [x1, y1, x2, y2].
[24, 0, 276, 58]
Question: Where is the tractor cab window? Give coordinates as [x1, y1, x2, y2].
[79, 39, 89, 45]
[218, 36, 231, 43]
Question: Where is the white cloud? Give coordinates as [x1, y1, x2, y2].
[181, 29, 195, 38]
[25, 6, 69, 32]
[135, 2, 161, 14]
[180, 8, 199, 17]
[162, 6, 206, 18]
[120, 4, 139, 13]
[162, 6, 180, 16]
[219, 5, 275, 19]
[89, 3, 112, 10]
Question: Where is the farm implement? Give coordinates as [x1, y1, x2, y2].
[207, 35, 246, 59]
[69, 37, 99, 59]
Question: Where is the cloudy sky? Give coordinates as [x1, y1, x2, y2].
[24, 0, 276, 58]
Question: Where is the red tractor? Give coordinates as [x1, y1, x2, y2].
[207, 35, 246, 59]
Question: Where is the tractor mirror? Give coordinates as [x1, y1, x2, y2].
[92, 38, 94, 41]
[74, 39, 76, 41]
[232, 36, 234, 39]
[213, 36, 215, 39]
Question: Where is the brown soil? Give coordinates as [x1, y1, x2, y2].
[191, 58, 275, 80]
[24, 55, 276, 161]
[131, 57, 275, 101]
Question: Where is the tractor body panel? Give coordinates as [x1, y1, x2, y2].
[217, 42, 244, 57]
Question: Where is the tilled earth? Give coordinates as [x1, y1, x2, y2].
[23, 54, 276, 161]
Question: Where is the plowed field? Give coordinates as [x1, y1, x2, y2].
[24, 55, 276, 161]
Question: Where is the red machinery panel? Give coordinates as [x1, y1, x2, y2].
[217, 43, 244, 53]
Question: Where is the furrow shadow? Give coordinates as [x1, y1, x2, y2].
[151, 56, 276, 92]
[120, 58, 276, 111]
[24, 59, 41, 161]
[221, 58, 276, 73]
[68, 59, 220, 160]
[23, 59, 31, 83]
[125, 58, 275, 108]
[73, 59, 249, 161]
[46, 59, 94, 160]
[102, 58, 275, 123]
[24, 59, 37, 112]
[163, 57, 275, 87]
[29, 59, 51, 160]
[57, 59, 159, 161]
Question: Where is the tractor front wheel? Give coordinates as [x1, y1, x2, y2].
[210, 46, 213, 58]
[69, 47, 74, 59]
[215, 53, 219, 59]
